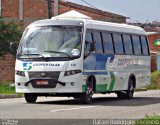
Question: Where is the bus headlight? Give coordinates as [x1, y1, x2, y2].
[15, 71, 25, 77]
[64, 70, 82, 76]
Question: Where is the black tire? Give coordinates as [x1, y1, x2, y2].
[126, 79, 135, 99]
[117, 79, 135, 99]
[80, 81, 93, 104]
[24, 93, 37, 103]
[116, 91, 126, 99]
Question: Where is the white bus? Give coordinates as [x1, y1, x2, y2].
[11, 14, 150, 104]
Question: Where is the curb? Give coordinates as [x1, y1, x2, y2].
[0, 94, 23, 99]
[136, 88, 147, 92]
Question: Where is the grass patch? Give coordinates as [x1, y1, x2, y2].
[147, 71, 160, 90]
[135, 115, 160, 125]
[0, 82, 16, 94]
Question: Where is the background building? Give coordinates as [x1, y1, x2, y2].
[0, 0, 127, 27]
[147, 33, 160, 71]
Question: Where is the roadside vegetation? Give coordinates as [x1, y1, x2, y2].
[0, 82, 16, 94]
[0, 82, 24, 98]
[0, 16, 22, 57]
[135, 115, 160, 125]
[147, 71, 160, 89]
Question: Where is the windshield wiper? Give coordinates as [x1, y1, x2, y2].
[44, 51, 71, 58]
[19, 53, 47, 59]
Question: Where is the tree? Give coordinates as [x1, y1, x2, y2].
[0, 17, 22, 56]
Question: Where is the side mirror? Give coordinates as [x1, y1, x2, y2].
[10, 42, 18, 55]
[71, 49, 80, 57]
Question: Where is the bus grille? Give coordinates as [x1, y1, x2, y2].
[28, 71, 60, 80]
[28, 72, 60, 88]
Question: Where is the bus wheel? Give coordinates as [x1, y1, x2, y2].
[24, 93, 37, 103]
[116, 92, 126, 99]
[117, 79, 135, 99]
[126, 79, 135, 99]
[80, 81, 93, 104]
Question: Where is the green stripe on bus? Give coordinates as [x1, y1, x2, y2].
[96, 84, 108, 92]
[108, 71, 115, 91]
[82, 85, 86, 92]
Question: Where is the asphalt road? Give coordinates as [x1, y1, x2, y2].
[0, 90, 160, 121]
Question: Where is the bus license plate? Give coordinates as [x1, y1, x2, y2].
[36, 80, 48, 85]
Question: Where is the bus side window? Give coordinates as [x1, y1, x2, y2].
[132, 35, 142, 55]
[84, 32, 94, 57]
[102, 32, 114, 54]
[140, 36, 149, 56]
[113, 33, 124, 54]
[123, 34, 133, 55]
[93, 31, 103, 53]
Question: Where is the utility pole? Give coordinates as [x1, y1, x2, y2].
[48, 0, 52, 18]
[19, 0, 24, 21]
[54, 0, 58, 16]
[0, 0, 2, 16]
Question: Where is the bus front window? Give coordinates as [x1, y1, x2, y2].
[18, 26, 82, 59]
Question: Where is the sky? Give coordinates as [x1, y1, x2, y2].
[66, 0, 160, 23]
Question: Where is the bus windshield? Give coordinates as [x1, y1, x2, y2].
[18, 26, 82, 59]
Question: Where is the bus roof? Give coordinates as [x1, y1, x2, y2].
[84, 19, 146, 35]
[28, 17, 146, 35]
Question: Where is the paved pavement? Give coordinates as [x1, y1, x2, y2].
[0, 90, 160, 120]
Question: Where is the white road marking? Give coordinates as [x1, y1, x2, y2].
[50, 106, 95, 112]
